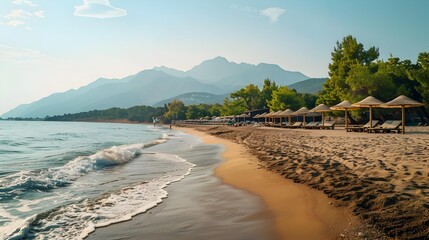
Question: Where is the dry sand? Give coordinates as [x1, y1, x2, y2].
[180, 125, 429, 240]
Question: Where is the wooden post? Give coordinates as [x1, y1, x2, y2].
[345, 110, 348, 128]
[402, 106, 405, 134]
[369, 106, 373, 128]
[321, 112, 324, 128]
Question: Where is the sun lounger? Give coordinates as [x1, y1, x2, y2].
[288, 122, 303, 128]
[367, 120, 393, 133]
[317, 120, 336, 129]
[303, 121, 320, 129]
[281, 122, 291, 128]
[368, 120, 402, 133]
[345, 120, 380, 132]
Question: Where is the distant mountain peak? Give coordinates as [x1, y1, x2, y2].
[1, 56, 315, 118]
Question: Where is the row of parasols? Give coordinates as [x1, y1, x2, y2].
[252, 95, 424, 134]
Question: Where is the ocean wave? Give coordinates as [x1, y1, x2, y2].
[3, 153, 194, 240]
[0, 138, 168, 201]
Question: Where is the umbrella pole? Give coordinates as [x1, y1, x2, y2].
[369, 106, 373, 128]
[402, 106, 405, 134]
[345, 110, 348, 128]
[321, 113, 324, 127]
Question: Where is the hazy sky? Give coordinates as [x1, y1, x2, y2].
[1, 0, 428, 115]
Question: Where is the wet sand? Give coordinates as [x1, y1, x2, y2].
[87, 130, 273, 240]
[180, 124, 429, 240]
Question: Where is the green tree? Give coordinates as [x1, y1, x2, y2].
[230, 84, 262, 111]
[318, 35, 379, 105]
[164, 100, 187, 123]
[268, 86, 305, 111]
[221, 97, 247, 116]
[299, 93, 318, 109]
[413, 52, 429, 111]
[186, 104, 210, 119]
[260, 79, 278, 108]
[209, 104, 222, 117]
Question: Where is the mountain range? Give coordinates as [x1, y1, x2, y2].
[2, 56, 324, 118]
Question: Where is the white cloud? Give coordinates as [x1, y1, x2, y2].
[12, 0, 37, 7]
[74, 0, 127, 18]
[34, 10, 45, 18]
[260, 7, 285, 23]
[4, 9, 33, 19]
[3, 20, 25, 27]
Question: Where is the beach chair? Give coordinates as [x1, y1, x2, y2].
[345, 120, 380, 132]
[281, 122, 291, 128]
[289, 122, 302, 128]
[367, 120, 393, 133]
[273, 122, 282, 128]
[303, 121, 320, 129]
[318, 120, 336, 130]
[381, 120, 402, 133]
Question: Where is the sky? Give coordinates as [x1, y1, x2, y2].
[0, 0, 428, 115]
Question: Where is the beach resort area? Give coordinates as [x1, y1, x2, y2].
[2, 1, 429, 240]
[174, 92, 429, 239]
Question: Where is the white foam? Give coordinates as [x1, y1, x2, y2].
[4, 153, 195, 240]
[0, 138, 171, 239]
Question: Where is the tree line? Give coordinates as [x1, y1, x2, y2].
[44, 35, 428, 123]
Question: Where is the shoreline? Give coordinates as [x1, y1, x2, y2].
[181, 127, 365, 240]
[87, 127, 273, 240]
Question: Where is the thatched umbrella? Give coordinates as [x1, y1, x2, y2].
[293, 107, 310, 126]
[238, 113, 250, 122]
[330, 100, 360, 128]
[383, 95, 424, 134]
[306, 112, 321, 122]
[280, 109, 294, 124]
[256, 112, 265, 123]
[253, 114, 261, 123]
[352, 96, 385, 128]
[265, 112, 275, 124]
[310, 104, 332, 128]
[271, 110, 283, 124]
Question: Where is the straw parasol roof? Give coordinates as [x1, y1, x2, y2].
[331, 100, 360, 128]
[265, 111, 275, 117]
[237, 113, 250, 118]
[383, 95, 424, 108]
[253, 114, 260, 118]
[292, 107, 309, 116]
[272, 110, 283, 117]
[383, 95, 424, 134]
[280, 109, 294, 116]
[330, 100, 360, 110]
[352, 96, 385, 107]
[258, 112, 267, 118]
[352, 96, 385, 128]
[311, 104, 332, 112]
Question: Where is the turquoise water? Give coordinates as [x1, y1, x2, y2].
[0, 121, 194, 239]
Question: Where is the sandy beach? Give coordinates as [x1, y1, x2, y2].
[87, 128, 274, 240]
[178, 124, 429, 240]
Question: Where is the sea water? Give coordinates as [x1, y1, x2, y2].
[0, 121, 194, 239]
